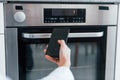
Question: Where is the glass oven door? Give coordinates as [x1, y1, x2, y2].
[18, 26, 107, 80]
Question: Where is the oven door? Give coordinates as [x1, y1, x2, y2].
[5, 26, 116, 80]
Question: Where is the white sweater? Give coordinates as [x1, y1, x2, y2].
[0, 74, 11, 80]
[40, 67, 74, 80]
[0, 67, 74, 80]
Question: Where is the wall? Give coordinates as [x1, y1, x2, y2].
[0, 3, 5, 80]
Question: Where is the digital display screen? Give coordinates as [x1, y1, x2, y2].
[52, 9, 78, 16]
[44, 8, 86, 23]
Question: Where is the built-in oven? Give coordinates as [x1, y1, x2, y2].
[4, 3, 118, 80]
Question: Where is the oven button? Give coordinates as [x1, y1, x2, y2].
[14, 11, 26, 22]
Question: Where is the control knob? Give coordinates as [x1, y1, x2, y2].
[14, 11, 26, 22]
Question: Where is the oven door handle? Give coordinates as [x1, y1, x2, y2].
[22, 32, 103, 39]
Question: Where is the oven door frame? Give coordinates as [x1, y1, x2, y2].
[5, 26, 117, 80]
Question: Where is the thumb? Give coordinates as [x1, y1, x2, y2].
[58, 40, 66, 46]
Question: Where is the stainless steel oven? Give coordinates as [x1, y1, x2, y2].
[4, 3, 118, 80]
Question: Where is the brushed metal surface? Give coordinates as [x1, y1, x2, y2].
[0, 0, 4, 2]
[5, 4, 118, 27]
[22, 32, 103, 39]
[5, 28, 19, 80]
[105, 26, 117, 80]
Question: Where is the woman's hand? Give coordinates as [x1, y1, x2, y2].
[44, 40, 71, 68]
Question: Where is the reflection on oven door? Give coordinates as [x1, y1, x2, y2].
[23, 42, 99, 80]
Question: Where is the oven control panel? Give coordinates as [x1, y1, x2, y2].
[44, 9, 86, 23]
[5, 4, 118, 26]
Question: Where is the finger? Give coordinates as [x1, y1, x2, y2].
[43, 49, 47, 53]
[60, 40, 66, 45]
[58, 40, 66, 46]
[43, 45, 48, 53]
[58, 40, 61, 44]
[45, 55, 58, 64]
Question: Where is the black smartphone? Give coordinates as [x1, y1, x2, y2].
[46, 28, 70, 58]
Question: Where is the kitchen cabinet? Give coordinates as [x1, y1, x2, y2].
[115, 4, 120, 80]
[0, 35, 5, 80]
[5, 0, 120, 3]
[0, 2, 5, 80]
[6, 0, 60, 1]
[0, 3, 4, 34]
[61, 0, 120, 2]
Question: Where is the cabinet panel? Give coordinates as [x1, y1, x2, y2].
[5, 0, 120, 2]
[0, 35, 5, 80]
[115, 4, 120, 80]
[0, 3, 4, 34]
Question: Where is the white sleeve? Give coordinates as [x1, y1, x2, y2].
[39, 67, 74, 80]
[0, 75, 11, 80]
